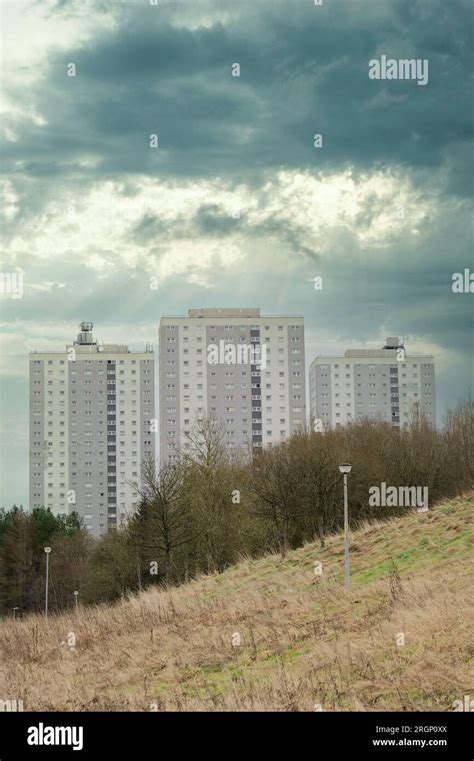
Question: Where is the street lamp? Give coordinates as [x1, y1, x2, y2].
[339, 464, 352, 588]
[73, 590, 79, 615]
[13, 607, 19, 620]
[44, 547, 52, 619]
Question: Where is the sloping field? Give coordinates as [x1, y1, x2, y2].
[0, 495, 472, 711]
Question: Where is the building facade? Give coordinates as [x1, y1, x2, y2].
[159, 308, 305, 461]
[309, 337, 436, 429]
[29, 322, 155, 536]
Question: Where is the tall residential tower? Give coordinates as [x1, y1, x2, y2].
[159, 308, 305, 461]
[309, 337, 436, 429]
[29, 322, 155, 536]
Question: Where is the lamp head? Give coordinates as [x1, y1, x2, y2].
[44, 546, 52, 554]
[339, 463, 352, 475]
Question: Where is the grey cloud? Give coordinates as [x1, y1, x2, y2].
[2, 0, 472, 205]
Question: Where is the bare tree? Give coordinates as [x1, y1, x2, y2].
[181, 417, 240, 573]
[443, 394, 474, 495]
[181, 416, 227, 473]
[249, 442, 304, 558]
[296, 432, 340, 547]
[131, 457, 190, 583]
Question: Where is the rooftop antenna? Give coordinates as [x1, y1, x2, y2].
[74, 321, 96, 345]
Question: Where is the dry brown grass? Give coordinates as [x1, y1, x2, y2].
[1, 495, 472, 711]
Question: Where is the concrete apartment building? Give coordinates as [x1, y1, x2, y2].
[309, 337, 436, 429]
[29, 322, 155, 536]
[159, 308, 306, 461]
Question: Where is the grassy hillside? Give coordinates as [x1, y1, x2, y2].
[0, 495, 472, 711]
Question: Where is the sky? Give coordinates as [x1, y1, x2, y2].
[0, 0, 473, 508]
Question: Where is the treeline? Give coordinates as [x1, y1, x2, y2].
[1, 399, 472, 618]
[0, 509, 90, 616]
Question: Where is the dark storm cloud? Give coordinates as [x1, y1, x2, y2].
[129, 203, 289, 245]
[129, 204, 241, 245]
[2, 0, 472, 204]
[194, 204, 241, 236]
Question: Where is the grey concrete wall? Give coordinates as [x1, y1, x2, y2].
[206, 323, 254, 455]
[420, 362, 436, 424]
[106, 360, 117, 532]
[354, 364, 393, 423]
[159, 324, 180, 462]
[68, 358, 109, 535]
[140, 357, 156, 474]
[29, 358, 45, 509]
[287, 323, 305, 434]
[312, 364, 333, 428]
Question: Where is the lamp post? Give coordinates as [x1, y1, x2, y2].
[44, 547, 52, 619]
[338, 464, 352, 588]
[13, 607, 19, 620]
[73, 590, 79, 616]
